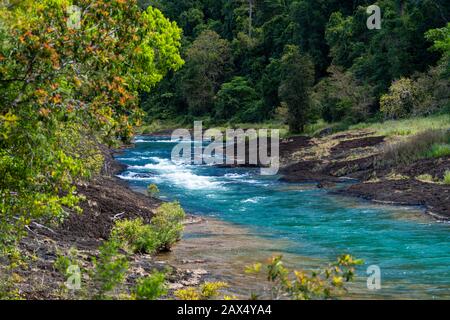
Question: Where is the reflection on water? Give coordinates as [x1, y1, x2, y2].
[118, 136, 450, 299]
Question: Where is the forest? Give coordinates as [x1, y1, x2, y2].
[140, 0, 449, 132]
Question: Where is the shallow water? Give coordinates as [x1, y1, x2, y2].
[116, 136, 450, 299]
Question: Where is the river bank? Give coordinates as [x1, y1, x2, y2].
[278, 130, 450, 220]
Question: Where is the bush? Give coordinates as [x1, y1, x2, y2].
[380, 78, 418, 120]
[174, 282, 229, 300]
[133, 271, 167, 300]
[147, 184, 160, 198]
[111, 218, 159, 254]
[111, 202, 186, 254]
[92, 239, 129, 298]
[54, 247, 80, 277]
[425, 143, 450, 159]
[151, 202, 186, 252]
[313, 66, 374, 124]
[413, 63, 450, 117]
[245, 254, 363, 300]
[444, 171, 450, 185]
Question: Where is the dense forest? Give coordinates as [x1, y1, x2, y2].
[140, 0, 450, 132]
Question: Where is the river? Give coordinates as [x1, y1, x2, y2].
[116, 136, 450, 299]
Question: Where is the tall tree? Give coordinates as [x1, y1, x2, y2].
[278, 45, 315, 133]
[181, 30, 232, 115]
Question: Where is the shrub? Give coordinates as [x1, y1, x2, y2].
[54, 247, 80, 277]
[111, 218, 159, 254]
[111, 202, 186, 254]
[425, 143, 450, 158]
[147, 184, 160, 198]
[151, 202, 186, 252]
[133, 271, 167, 300]
[214, 77, 260, 122]
[380, 78, 419, 120]
[174, 282, 228, 300]
[245, 254, 363, 300]
[92, 239, 129, 298]
[444, 171, 450, 185]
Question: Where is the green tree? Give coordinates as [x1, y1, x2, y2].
[0, 0, 183, 257]
[215, 76, 260, 122]
[182, 30, 232, 115]
[278, 45, 315, 133]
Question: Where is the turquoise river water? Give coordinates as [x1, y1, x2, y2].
[116, 136, 450, 299]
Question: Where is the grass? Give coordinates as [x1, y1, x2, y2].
[376, 129, 450, 168]
[349, 114, 450, 137]
[425, 143, 450, 158]
[444, 171, 450, 185]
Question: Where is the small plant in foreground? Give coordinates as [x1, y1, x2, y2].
[147, 184, 160, 198]
[174, 282, 229, 300]
[92, 239, 129, 299]
[151, 202, 186, 252]
[132, 271, 167, 300]
[444, 171, 450, 185]
[54, 247, 79, 277]
[245, 254, 363, 300]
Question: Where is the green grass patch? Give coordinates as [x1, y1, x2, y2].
[424, 143, 450, 158]
[349, 114, 450, 137]
[444, 171, 450, 185]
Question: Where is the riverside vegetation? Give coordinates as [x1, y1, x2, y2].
[1, 0, 449, 300]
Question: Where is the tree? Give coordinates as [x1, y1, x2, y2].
[214, 76, 260, 122]
[0, 0, 183, 256]
[278, 45, 315, 133]
[182, 30, 232, 115]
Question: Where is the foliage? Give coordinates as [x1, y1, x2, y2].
[425, 143, 450, 159]
[0, 0, 182, 259]
[376, 129, 450, 168]
[380, 78, 419, 120]
[215, 76, 260, 122]
[0, 274, 22, 300]
[444, 171, 450, 185]
[314, 65, 374, 124]
[151, 202, 186, 251]
[245, 254, 363, 300]
[54, 247, 79, 277]
[278, 45, 315, 133]
[111, 202, 185, 254]
[111, 218, 159, 254]
[349, 114, 450, 137]
[181, 30, 232, 115]
[147, 184, 160, 198]
[132, 271, 167, 300]
[174, 281, 229, 300]
[92, 239, 129, 298]
[140, 0, 450, 130]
